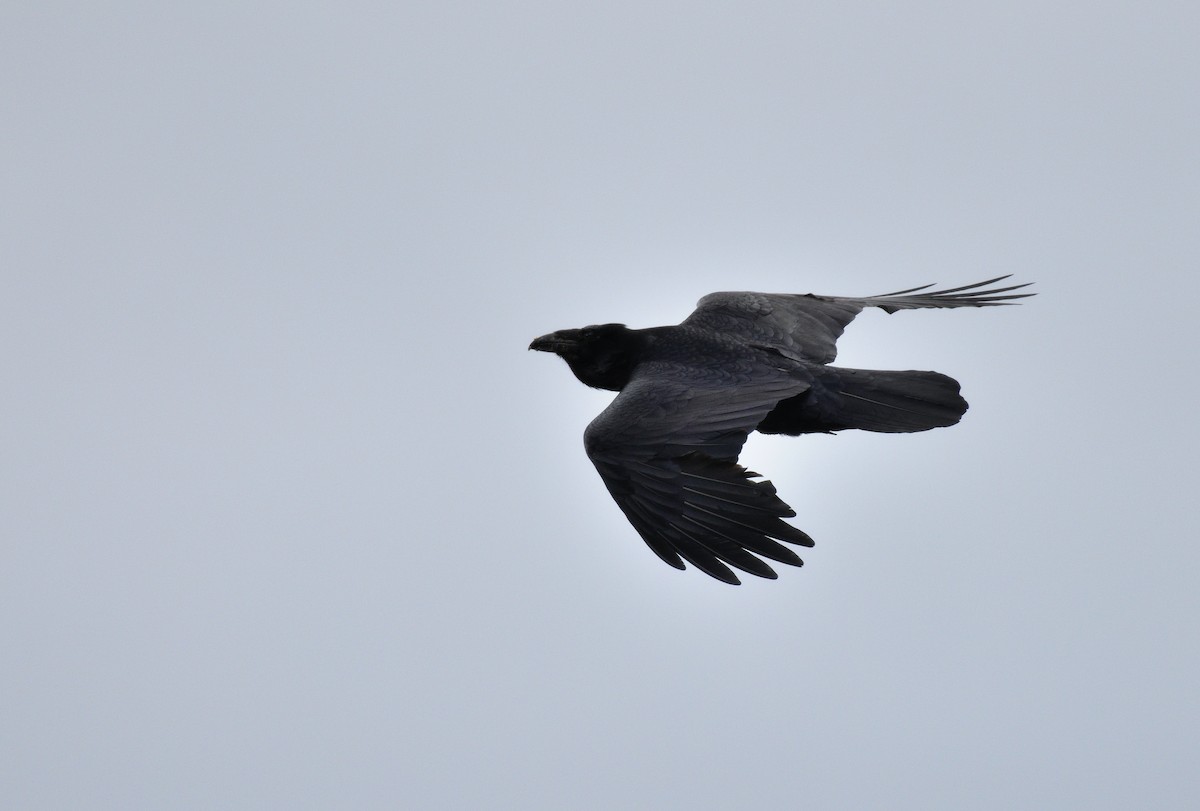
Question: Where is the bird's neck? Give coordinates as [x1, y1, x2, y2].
[568, 328, 651, 391]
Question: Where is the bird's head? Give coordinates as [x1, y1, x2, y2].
[529, 323, 640, 391]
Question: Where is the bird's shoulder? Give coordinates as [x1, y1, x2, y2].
[682, 291, 862, 364]
[639, 325, 774, 375]
[582, 347, 810, 461]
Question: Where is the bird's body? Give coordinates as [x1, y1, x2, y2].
[530, 276, 1032, 584]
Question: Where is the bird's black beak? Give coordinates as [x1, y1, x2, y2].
[529, 331, 578, 354]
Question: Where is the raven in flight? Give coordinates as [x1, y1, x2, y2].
[530, 276, 1033, 584]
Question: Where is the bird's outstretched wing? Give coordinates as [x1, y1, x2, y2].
[584, 359, 813, 584]
[683, 275, 1034, 364]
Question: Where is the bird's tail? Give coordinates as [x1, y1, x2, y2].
[827, 367, 968, 432]
[758, 367, 968, 435]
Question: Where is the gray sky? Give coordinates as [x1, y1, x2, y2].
[3, 2, 1198, 808]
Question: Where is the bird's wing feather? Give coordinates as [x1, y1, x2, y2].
[683, 275, 1033, 363]
[584, 361, 813, 584]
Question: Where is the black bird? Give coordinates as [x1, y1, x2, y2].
[530, 276, 1033, 584]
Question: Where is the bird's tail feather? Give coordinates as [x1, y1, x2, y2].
[830, 367, 967, 432]
[758, 367, 968, 435]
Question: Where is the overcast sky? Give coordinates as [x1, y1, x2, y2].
[3, 2, 1198, 809]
